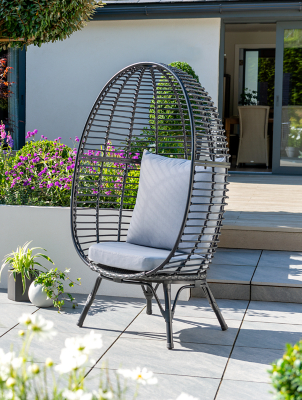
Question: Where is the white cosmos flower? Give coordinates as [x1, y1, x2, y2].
[117, 367, 158, 385]
[55, 331, 102, 374]
[0, 349, 23, 381]
[62, 389, 92, 400]
[18, 313, 56, 341]
[55, 350, 88, 374]
[172, 394, 199, 400]
[92, 389, 113, 399]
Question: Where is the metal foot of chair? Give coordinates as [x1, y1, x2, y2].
[142, 285, 153, 315]
[202, 282, 228, 331]
[163, 282, 174, 350]
[77, 275, 102, 327]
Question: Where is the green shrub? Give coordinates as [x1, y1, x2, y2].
[269, 341, 302, 400]
[131, 61, 200, 156]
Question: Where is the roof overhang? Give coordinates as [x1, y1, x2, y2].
[94, 1, 302, 21]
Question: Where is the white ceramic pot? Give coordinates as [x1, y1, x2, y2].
[28, 282, 53, 308]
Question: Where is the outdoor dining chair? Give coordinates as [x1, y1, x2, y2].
[71, 62, 230, 349]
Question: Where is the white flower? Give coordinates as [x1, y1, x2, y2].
[28, 364, 40, 375]
[62, 389, 93, 400]
[0, 350, 23, 381]
[18, 313, 56, 341]
[65, 331, 103, 354]
[55, 349, 88, 374]
[55, 331, 102, 374]
[117, 367, 158, 385]
[93, 389, 113, 399]
[6, 377, 16, 387]
[172, 393, 199, 400]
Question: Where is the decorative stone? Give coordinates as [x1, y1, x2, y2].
[28, 282, 53, 308]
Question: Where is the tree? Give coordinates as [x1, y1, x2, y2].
[0, 0, 103, 50]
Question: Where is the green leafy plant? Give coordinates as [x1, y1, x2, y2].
[0, 241, 54, 294]
[34, 268, 81, 310]
[130, 61, 200, 157]
[239, 88, 258, 106]
[0, 0, 104, 50]
[269, 340, 302, 400]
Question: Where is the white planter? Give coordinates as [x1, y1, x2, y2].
[285, 147, 298, 158]
[28, 282, 53, 308]
[0, 205, 189, 301]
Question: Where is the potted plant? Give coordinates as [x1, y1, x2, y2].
[0, 241, 54, 302]
[29, 268, 81, 310]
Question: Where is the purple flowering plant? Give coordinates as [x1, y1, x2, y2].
[0, 129, 76, 206]
[0, 127, 141, 208]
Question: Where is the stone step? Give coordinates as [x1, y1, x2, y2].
[192, 248, 302, 304]
[219, 224, 302, 252]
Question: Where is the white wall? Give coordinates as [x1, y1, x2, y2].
[224, 28, 276, 115]
[26, 18, 221, 145]
[0, 205, 189, 301]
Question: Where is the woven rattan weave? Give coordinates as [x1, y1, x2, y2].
[71, 62, 230, 349]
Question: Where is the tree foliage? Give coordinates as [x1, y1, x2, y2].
[0, 0, 103, 50]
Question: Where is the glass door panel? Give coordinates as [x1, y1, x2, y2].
[274, 22, 302, 173]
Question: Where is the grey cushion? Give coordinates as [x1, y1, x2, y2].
[88, 242, 196, 272]
[126, 150, 191, 250]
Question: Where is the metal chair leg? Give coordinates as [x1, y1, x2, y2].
[202, 282, 228, 331]
[77, 275, 102, 327]
[163, 282, 174, 350]
[145, 286, 153, 315]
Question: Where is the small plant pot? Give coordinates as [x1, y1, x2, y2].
[285, 147, 298, 158]
[28, 282, 53, 308]
[7, 270, 37, 302]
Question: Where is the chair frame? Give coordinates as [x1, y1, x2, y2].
[71, 62, 230, 349]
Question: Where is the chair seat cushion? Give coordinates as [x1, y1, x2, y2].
[88, 241, 200, 272]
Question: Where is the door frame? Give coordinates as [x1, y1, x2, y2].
[273, 21, 302, 175]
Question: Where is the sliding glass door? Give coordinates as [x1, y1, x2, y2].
[273, 22, 302, 174]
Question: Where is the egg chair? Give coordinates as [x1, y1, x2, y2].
[71, 62, 230, 349]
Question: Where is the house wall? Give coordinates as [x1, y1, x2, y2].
[26, 18, 221, 145]
[224, 28, 276, 116]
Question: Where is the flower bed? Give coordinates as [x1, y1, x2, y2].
[0, 127, 139, 208]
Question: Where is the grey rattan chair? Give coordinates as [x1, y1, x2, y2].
[71, 62, 230, 349]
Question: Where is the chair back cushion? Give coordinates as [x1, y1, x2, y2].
[126, 150, 191, 250]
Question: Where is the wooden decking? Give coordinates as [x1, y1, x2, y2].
[220, 174, 302, 251]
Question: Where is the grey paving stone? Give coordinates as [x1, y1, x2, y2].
[245, 301, 302, 325]
[192, 283, 250, 300]
[0, 327, 117, 364]
[36, 298, 144, 337]
[121, 313, 240, 346]
[251, 285, 302, 304]
[235, 320, 302, 350]
[216, 380, 273, 400]
[207, 264, 256, 284]
[258, 250, 302, 269]
[171, 298, 249, 321]
[212, 248, 261, 266]
[252, 265, 302, 287]
[99, 337, 231, 378]
[0, 303, 38, 329]
[0, 289, 37, 306]
[86, 368, 220, 400]
[224, 346, 283, 383]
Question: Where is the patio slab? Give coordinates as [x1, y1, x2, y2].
[223, 346, 283, 383]
[235, 320, 302, 350]
[245, 301, 302, 325]
[121, 313, 241, 346]
[0, 293, 296, 399]
[99, 337, 232, 379]
[216, 380, 273, 400]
